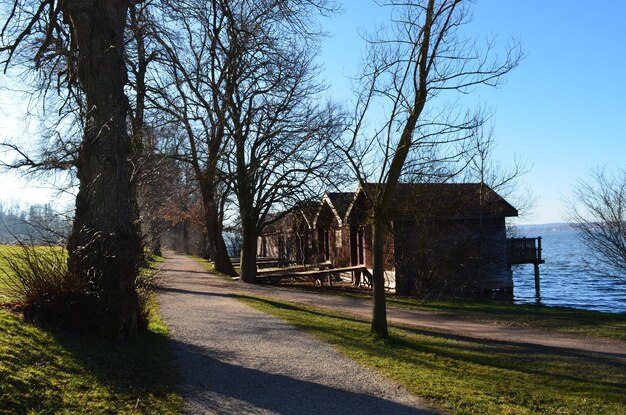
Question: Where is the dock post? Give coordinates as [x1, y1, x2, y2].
[534, 237, 542, 297]
[533, 262, 540, 297]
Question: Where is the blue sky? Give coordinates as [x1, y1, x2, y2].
[1, 1, 625, 223]
[318, 0, 626, 223]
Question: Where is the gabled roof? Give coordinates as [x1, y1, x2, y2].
[326, 192, 354, 223]
[295, 201, 322, 229]
[315, 192, 354, 227]
[261, 201, 321, 233]
[264, 182, 517, 234]
[346, 182, 518, 220]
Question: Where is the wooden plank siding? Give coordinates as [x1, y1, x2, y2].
[258, 183, 518, 296]
[508, 237, 544, 265]
[393, 217, 513, 295]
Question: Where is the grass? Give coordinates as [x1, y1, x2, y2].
[189, 252, 626, 341]
[384, 296, 626, 341]
[191, 255, 236, 279]
[271, 281, 626, 341]
[239, 294, 626, 415]
[0, 246, 11, 301]
[0, 247, 182, 414]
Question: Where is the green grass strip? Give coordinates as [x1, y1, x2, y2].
[238, 294, 626, 415]
[270, 285, 626, 342]
[385, 296, 626, 341]
[0, 251, 182, 414]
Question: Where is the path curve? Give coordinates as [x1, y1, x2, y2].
[238, 286, 626, 358]
[162, 253, 626, 358]
[158, 252, 437, 415]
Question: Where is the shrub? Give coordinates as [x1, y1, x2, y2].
[0, 243, 92, 327]
[0, 242, 160, 335]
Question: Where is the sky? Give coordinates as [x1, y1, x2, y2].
[1, 1, 625, 223]
[317, 0, 626, 224]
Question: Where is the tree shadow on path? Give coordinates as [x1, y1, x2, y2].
[169, 338, 436, 415]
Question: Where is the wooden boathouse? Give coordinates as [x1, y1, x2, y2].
[258, 183, 522, 297]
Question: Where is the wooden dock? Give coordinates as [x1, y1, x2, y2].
[256, 264, 373, 286]
[218, 257, 298, 269]
[508, 237, 545, 295]
[256, 261, 333, 276]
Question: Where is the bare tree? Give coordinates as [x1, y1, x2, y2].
[464, 125, 534, 222]
[125, 1, 177, 257]
[217, 0, 345, 283]
[144, 0, 243, 276]
[340, 0, 522, 337]
[2, 1, 143, 337]
[570, 168, 626, 280]
[148, 0, 344, 282]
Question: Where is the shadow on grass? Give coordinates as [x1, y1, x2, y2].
[239, 278, 626, 342]
[236, 295, 626, 413]
[55, 328, 181, 407]
[0, 310, 181, 414]
[387, 297, 626, 339]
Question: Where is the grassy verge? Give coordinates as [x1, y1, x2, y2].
[267, 281, 626, 341]
[0, 247, 11, 302]
[385, 296, 626, 341]
[0, 249, 182, 414]
[190, 255, 237, 279]
[239, 294, 626, 415]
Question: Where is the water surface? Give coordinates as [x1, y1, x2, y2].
[513, 224, 626, 314]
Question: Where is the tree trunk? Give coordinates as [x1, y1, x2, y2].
[370, 220, 389, 337]
[201, 185, 237, 276]
[239, 223, 258, 284]
[205, 202, 236, 276]
[64, 1, 143, 338]
[234, 127, 257, 283]
[238, 194, 257, 283]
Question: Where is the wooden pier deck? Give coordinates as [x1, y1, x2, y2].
[508, 237, 545, 295]
[256, 264, 373, 286]
[229, 257, 299, 269]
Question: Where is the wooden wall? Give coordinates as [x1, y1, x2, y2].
[393, 217, 512, 295]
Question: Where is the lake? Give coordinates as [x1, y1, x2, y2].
[512, 223, 626, 314]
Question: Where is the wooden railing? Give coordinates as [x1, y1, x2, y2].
[507, 237, 544, 265]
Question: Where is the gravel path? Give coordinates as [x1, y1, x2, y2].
[161, 254, 626, 358]
[233, 288, 626, 358]
[158, 252, 437, 415]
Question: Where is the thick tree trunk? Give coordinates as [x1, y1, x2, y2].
[238, 195, 257, 283]
[201, 185, 237, 276]
[234, 130, 257, 283]
[239, 224, 258, 284]
[370, 220, 389, 337]
[64, 1, 143, 338]
[200, 177, 237, 277]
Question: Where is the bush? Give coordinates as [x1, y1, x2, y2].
[1, 244, 68, 304]
[0, 243, 92, 327]
[0, 243, 155, 334]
